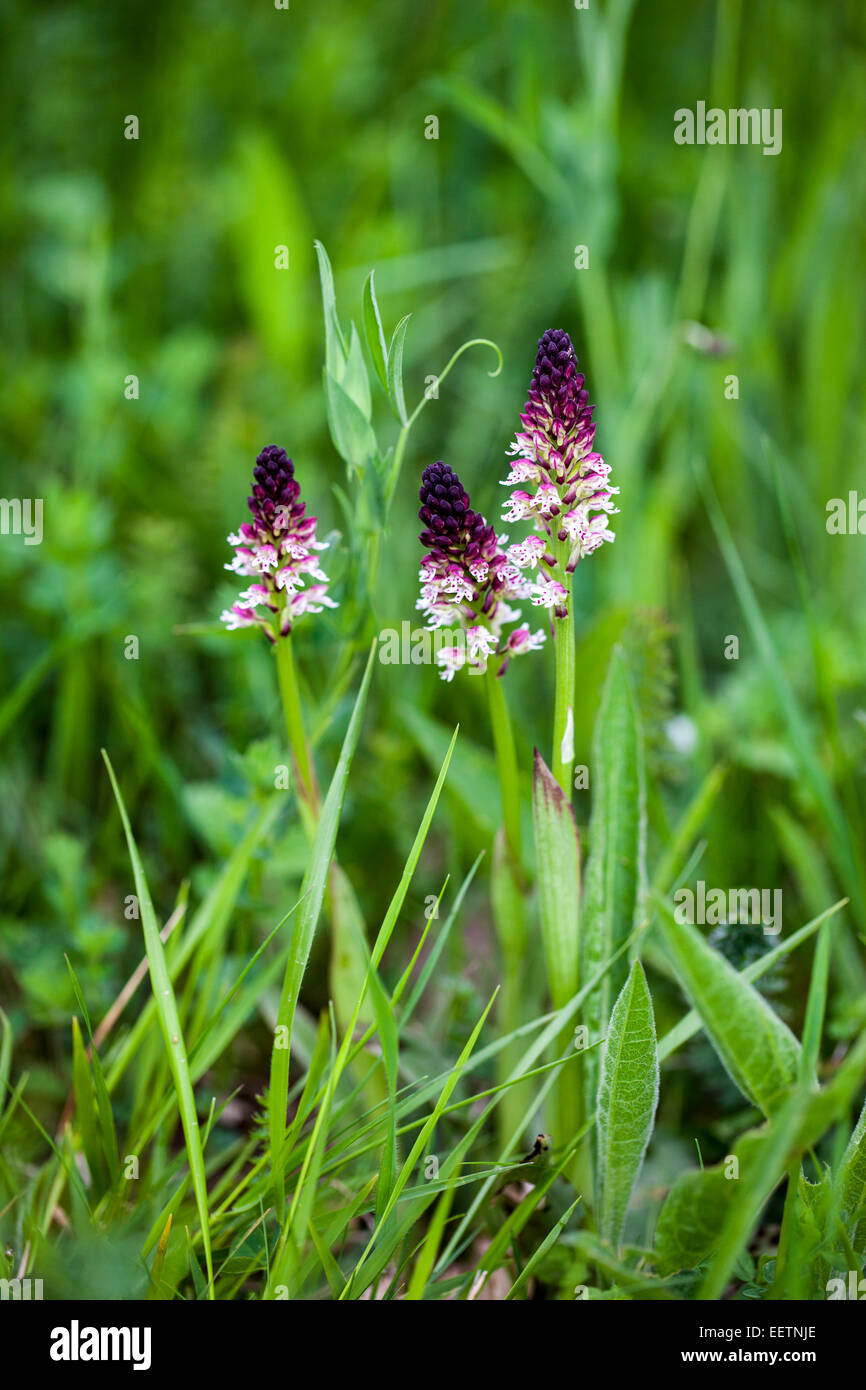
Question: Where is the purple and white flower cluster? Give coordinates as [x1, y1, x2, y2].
[417, 461, 545, 680]
[502, 329, 617, 618]
[220, 445, 336, 642]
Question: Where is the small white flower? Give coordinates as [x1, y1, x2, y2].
[238, 584, 272, 608]
[507, 535, 546, 570]
[530, 579, 568, 608]
[436, 646, 467, 682]
[254, 543, 279, 570]
[466, 625, 497, 662]
[502, 490, 535, 522]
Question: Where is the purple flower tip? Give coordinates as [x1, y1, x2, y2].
[530, 329, 591, 426]
[248, 444, 302, 531]
[418, 462, 495, 559]
[416, 462, 545, 679]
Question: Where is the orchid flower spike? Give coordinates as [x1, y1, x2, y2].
[502, 330, 617, 618]
[220, 445, 336, 642]
[417, 460, 545, 681]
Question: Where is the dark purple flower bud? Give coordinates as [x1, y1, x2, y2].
[417, 462, 544, 680]
[527, 329, 592, 432]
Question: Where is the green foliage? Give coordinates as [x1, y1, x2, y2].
[580, 648, 646, 1162]
[596, 961, 659, 1251]
[532, 750, 580, 1010]
[1, 0, 865, 1305]
[657, 898, 803, 1116]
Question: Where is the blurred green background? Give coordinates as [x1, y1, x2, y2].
[2, 0, 865, 1137]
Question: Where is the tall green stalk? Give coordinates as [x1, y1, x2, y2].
[551, 552, 576, 795]
[485, 664, 522, 871]
[275, 629, 318, 817]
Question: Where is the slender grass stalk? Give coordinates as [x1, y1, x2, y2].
[102, 752, 215, 1297]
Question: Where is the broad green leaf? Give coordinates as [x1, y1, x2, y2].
[657, 899, 845, 1062]
[342, 322, 372, 420]
[329, 862, 373, 1034]
[657, 1024, 866, 1290]
[314, 238, 347, 375]
[386, 313, 412, 425]
[655, 1132, 767, 1276]
[102, 751, 214, 1296]
[581, 648, 646, 1141]
[596, 960, 659, 1249]
[322, 368, 377, 475]
[787, 1171, 832, 1300]
[657, 898, 803, 1115]
[839, 1098, 866, 1255]
[697, 1026, 866, 1299]
[268, 642, 376, 1202]
[532, 750, 580, 1008]
[362, 269, 390, 395]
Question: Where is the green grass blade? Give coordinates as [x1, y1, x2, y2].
[505, 1196, 583, 1300]
[102, 749, 214, 1297]
[342, 987, 498, 1297]
[268, 642, 376, 1202]
[697, 457, 866, 929]
[71, 1017, 108, 1197]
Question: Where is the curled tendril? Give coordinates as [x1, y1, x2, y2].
[386, 337, 504, 508]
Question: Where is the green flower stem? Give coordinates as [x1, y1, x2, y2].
[485, 663, 522, 871]
[275, 631, 319, 816]
[273, 626, 377, 1088]
[491, 829, 532, 1149]
[485, 663, 532, 1147]
[551, 567, 576, 796]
